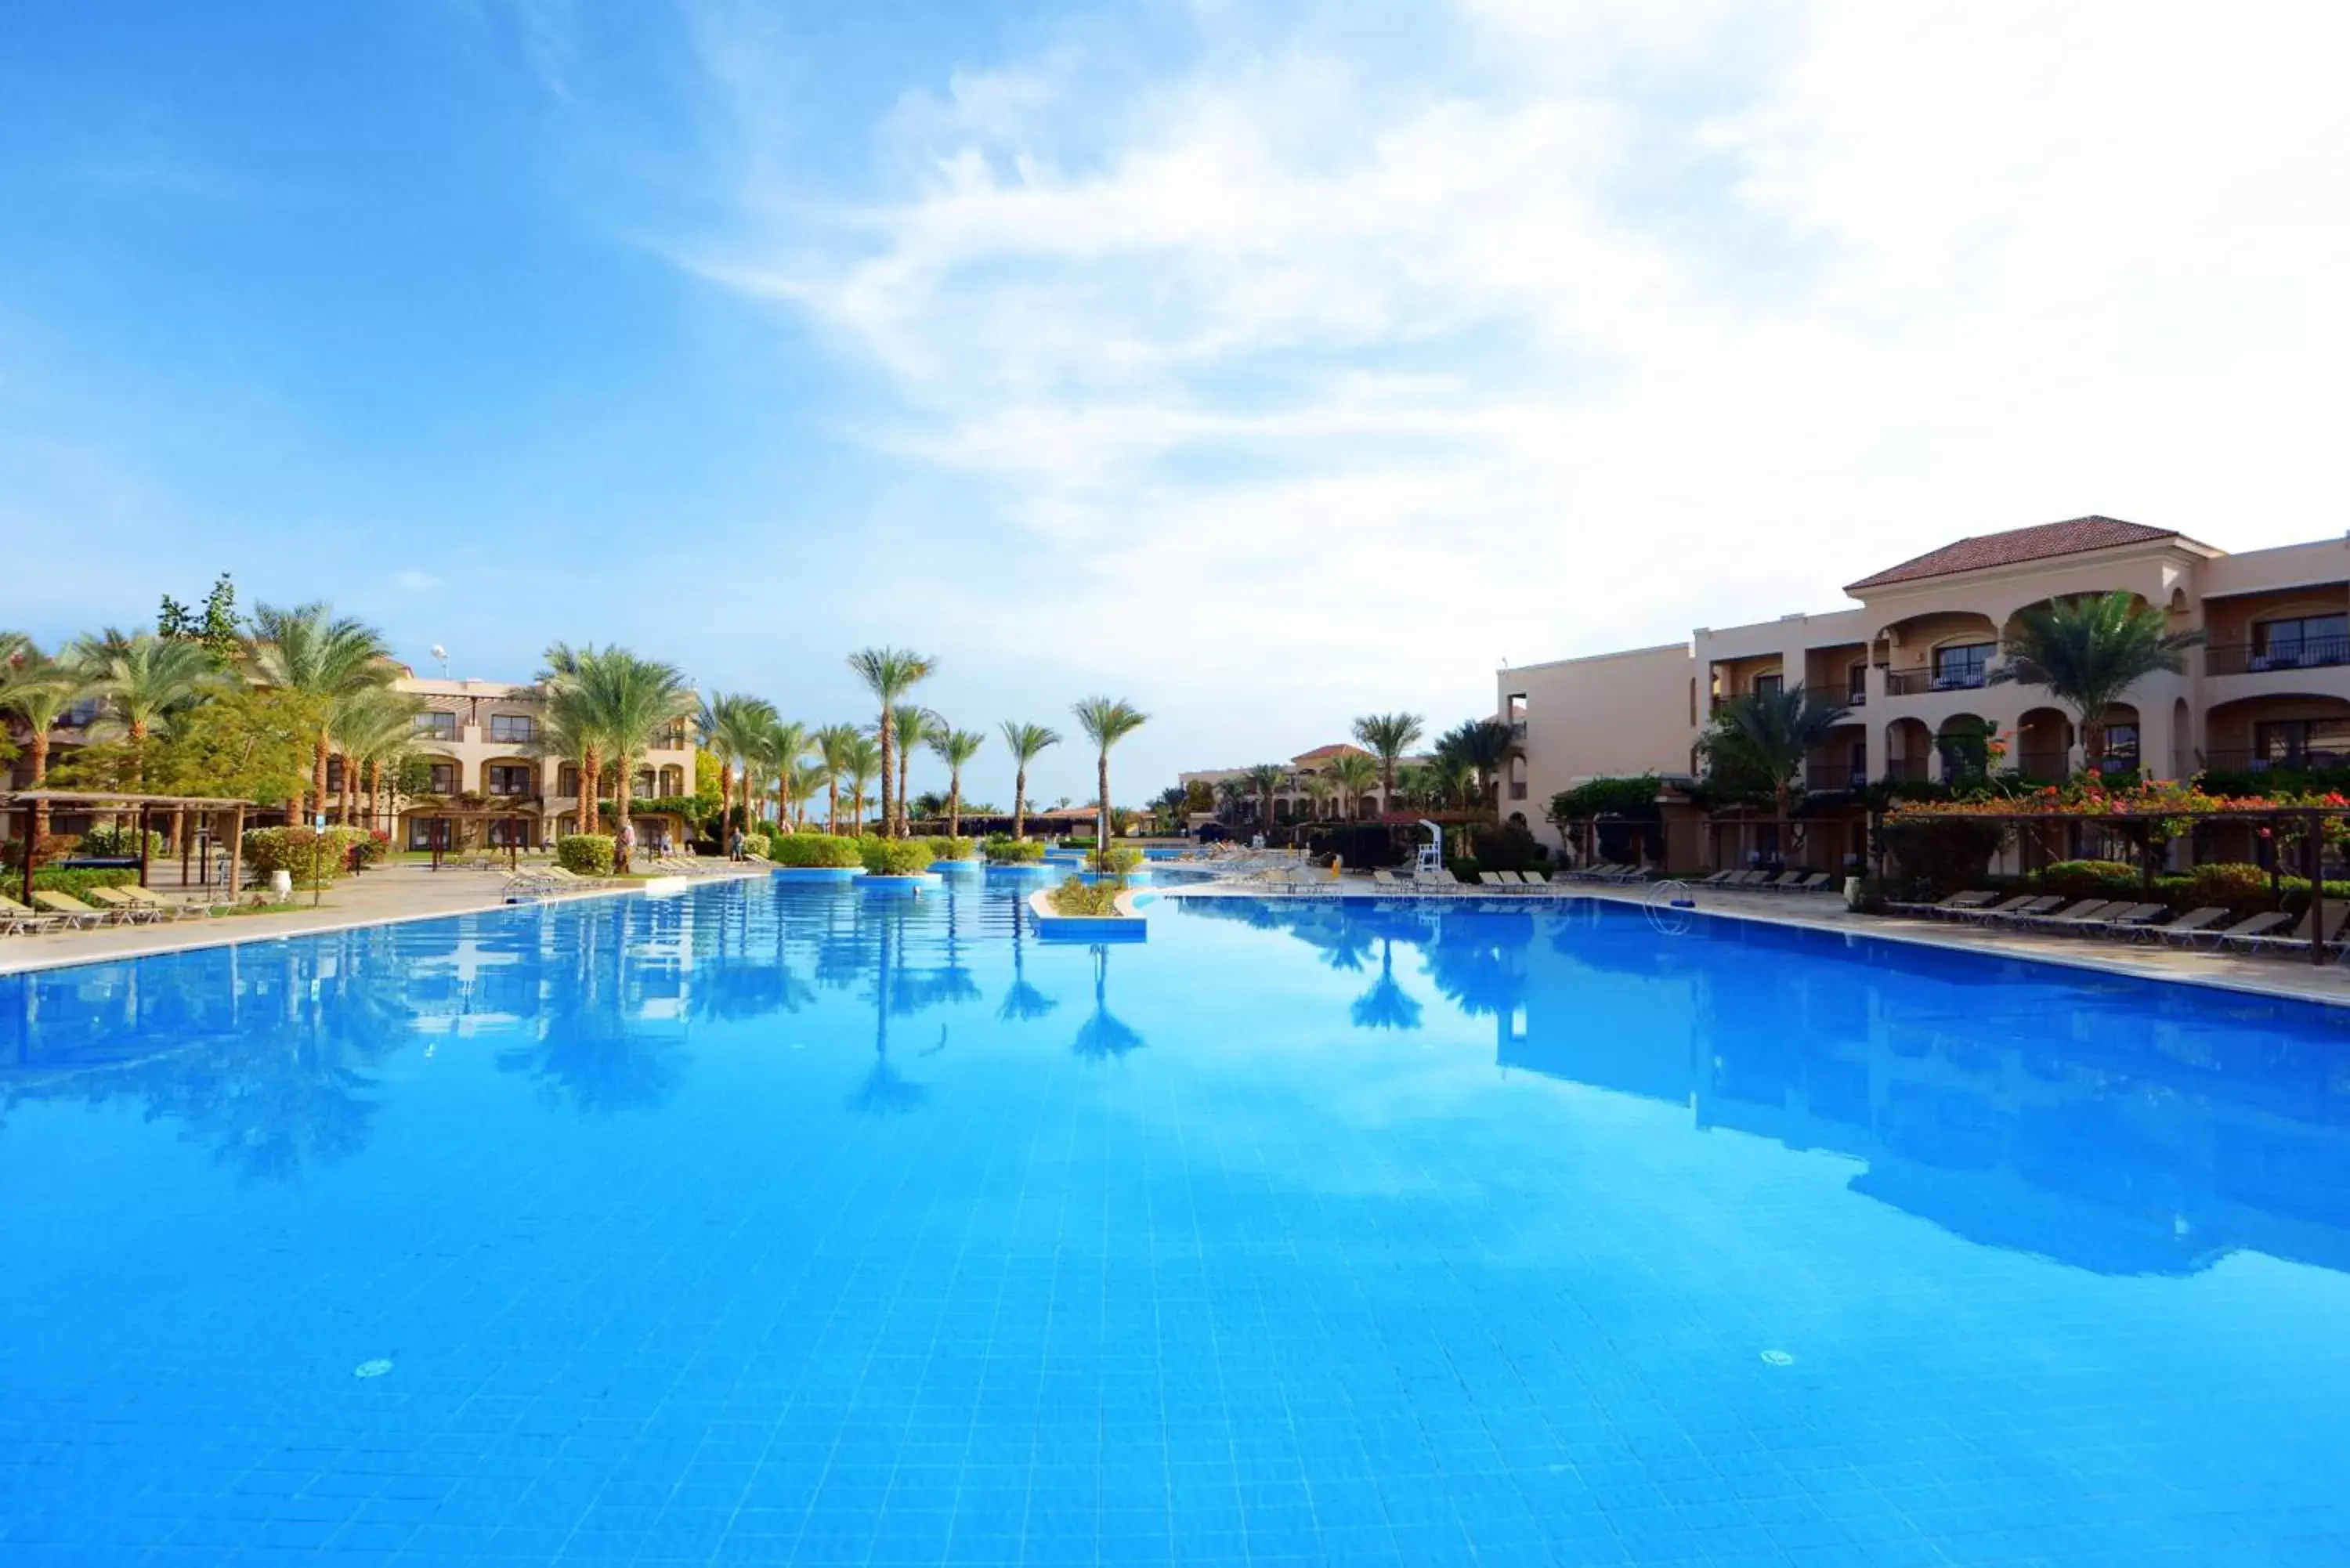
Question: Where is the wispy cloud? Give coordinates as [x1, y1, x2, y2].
[676, 0, 2350, 753]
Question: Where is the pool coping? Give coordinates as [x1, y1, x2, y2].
[1154, 879, 2350, 1010]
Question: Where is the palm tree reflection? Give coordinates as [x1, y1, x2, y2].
[1350, 938, 1423, 1032]
[849, 897, 929, 1115]
[1072, 945, 1144, 1063]
[999, 901, 1058, 1023]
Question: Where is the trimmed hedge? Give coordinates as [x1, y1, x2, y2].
[926, 836, 977, 862]
[771, 833, 863, 869]
[861, 837, 935, 876]
[1050, 876, 1123, 916]
[557, 834, 616, 876]
[30, 868, 138, 898]
[984, 836, 1046, 863]
[1090, 846, 1143, 876]
[242, 827, 374, 885]
[740, 833, 772, 859]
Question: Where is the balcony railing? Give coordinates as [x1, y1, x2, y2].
[2206, 638, 2350, 677]
[1883, 667, 1987, 696]
[2202, 749, 2350, 775]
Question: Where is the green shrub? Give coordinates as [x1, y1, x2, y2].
[984, 836, 1046, 863]
[2, 833, 83, 871]
[862, 837, 935, 876]
[771, 833, 863, 869]
[77, 825, 164, 859]
[2037, 859, 2142, 899]
[30, 867, 138, 898]
[927, 836, 977, 862]
[2185, 862, 2269, 914]
[740, 832, 772, 859]
[1879, 818, 2008, 894]
[241, 827, 371, 886]
[1050, 876, 1123, 916]
[1090, 846, 1143, 876]
[557, 834, 616, 876]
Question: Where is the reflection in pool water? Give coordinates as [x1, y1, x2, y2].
[5, 880, 2350, 1564]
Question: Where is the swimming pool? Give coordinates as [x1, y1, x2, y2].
[5, 879, 2348, 1566]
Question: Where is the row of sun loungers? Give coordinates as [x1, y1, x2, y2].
[1888, 890, 2350, 954]
[1693, 869, 1838, 894]
[0, 884, 237, 935]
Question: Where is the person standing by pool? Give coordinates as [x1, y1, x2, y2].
[617, 819, 636, 873]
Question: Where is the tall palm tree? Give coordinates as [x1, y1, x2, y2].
[1301, 771, 1336, 822]
[1434, 718, 1519, 821]
[1214, 776, 1247, 825]
[1990, 591, 2204, 771]
[244, 603, 394, 824]
[814, 723, 862, 836]
[757, 720, 811, 828]
[1352, 712, 1425, 810]
[1245, 762, 1285, 832]
[846, 648, 935, 839]
[537, 641, 605, 833]
[1326, 752, 1380, 820]
[569, 651, 696, 847]
[889, 703, 935, 833]
[1072, 696, 1148, 854]
[929, 728, 986, 838]
[698, 692, 780, 832]
[71, 626, 219, 739]
[1699, 685, 1852, 823]
[841, 734, 882, 834]
[0, 645, 86, 837]
[783, 759, 831, 831]
[998, 721, 1061, 840]
[327, 687, 425, 828]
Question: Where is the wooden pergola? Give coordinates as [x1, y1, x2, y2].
[1882, 802, 2350, 966]
[3, 789, 262, 908]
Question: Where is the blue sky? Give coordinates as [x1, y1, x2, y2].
[5, 1, 2346, 804]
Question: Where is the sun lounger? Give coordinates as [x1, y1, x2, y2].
[2077, 901, 2167, 937]
[2012, 900, 2116, 930]
[1415, 868, 1463, 893]
[1477, 871, 1514, 890]
[1791, 873, 1835, 893]
[82, 886, 173, 923]
[2156, 907, 2232, 945]
[2229, 903, 2350, 956]
[0, 895, 63, 935]
[117, 885, 218, 919]
[1943, 894, 2036, 923]
[1978, 895, 2066, 925]
[31, 891, 120, 928]
[1760, 871, 1811, 892]
[1888, 890, 1997, 916]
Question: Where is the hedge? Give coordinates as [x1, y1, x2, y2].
[984, 836, 1046, 863]
[1089, 846, 1143, 876]
[861, 837, 935, 876]
[926, 836, 977, 862]
[771, 833, 863, 869]
[30, 868, 138, 898]
[557, 834, 616, 876]
[242, 827, 374, 885]
[740, 832, 772, 859]
[1051, 876, 1123, 916]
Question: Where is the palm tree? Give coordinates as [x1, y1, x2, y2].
[243, 604, 394, 824]
[998, 721, 1061, 840]
[1699, 685, 1852, 823]
[0, 645, 86, 837]
[1426, 754, 1477, 810]
[1352, 712, 1424, 810]
[890, 703, 934, 833]
[783, 759, 831, 831]
[563, 649, 696, 854]
[1990, 591, 2204, 771]
[1244, 762, 1285, 833]
[757, 720, 811, 829]
[1326, 752, 1380, 820]
[1301, 771, 1336, 823]
[814, 724, 862, 835]
[1434, 718, 1519, 820]
[70, 627, 219, 746]
[842, 734, 882, 834]
[327, 687, 425, 829]
[1072, 696, 1148, 854]
[1213, 777, 1247, 825]
[929, 728, 985, 838]
[537, 641, 605, 833]
[697, 692, 779, 833]
[845, 648, 935, 839]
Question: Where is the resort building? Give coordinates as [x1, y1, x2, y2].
[1502, 515, 2350, 858]
[1179, 743, 1437, 827]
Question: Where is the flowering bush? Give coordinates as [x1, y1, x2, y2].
[241, 827, 371, 887]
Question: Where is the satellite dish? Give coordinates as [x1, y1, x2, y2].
[430, 644, 446, 661]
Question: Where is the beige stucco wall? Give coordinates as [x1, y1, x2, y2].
[1499, 643, 1699, 846]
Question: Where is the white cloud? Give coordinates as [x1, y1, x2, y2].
[672, 0, 2350, 765]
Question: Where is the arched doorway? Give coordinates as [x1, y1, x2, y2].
[2016, 708, 2073, 782]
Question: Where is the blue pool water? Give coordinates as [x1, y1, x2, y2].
[5, 880, 2350, 1566]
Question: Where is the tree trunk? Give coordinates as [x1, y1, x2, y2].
[898, 750, 913, 837]
[1097, 753, 1111, 854]
[340, 756, 356, 825]
[368, 758, 382, 838]
[312, 735, 330, 829]
[827, 781, 839, 836]
[581, 752, 602, 836]
[720, 762, 734, 835]
[949, 774, 962, 839]
[1013, 768, 1027, 841]
[878, 712, 895, 840]
[28, 731, 50, 840]
[614, 761, 634, 869]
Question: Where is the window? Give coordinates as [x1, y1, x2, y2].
[408, 817, 450, 851]
[486, 818, 530, 847]
[1846, 664, 1867, 703]
[487, 764, 534, 797]
[656, 721, 689, 749]
[427, 762, 458, 795]
[1752, 673, 1783, 700]
[2099, 724, 2141, 773]
[1506, 692, 1528, 739]
[1932, 643, 1994, 689]
[488, 713, 536, 743]
[325, 757, 345, 793]
[415, 710, 457, 740]
[2256, 718, 2350, 769]
[558, 764, 580, 797]
[2252, 614, 2350, 670]
[59, 699, 102, 730]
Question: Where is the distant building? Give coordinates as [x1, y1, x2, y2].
[1180, 743, 1436, 827]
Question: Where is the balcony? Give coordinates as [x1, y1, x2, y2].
[2207, 638, 2350, 677]
[1882, 667, 1987, 696]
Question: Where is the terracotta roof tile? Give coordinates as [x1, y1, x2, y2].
[1845, 516, 2178, 593]
[1291, 743, 1373, 763]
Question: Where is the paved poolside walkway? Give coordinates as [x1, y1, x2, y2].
[1159, 873, 2350, 1009]
[0, 861, 766, 977]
